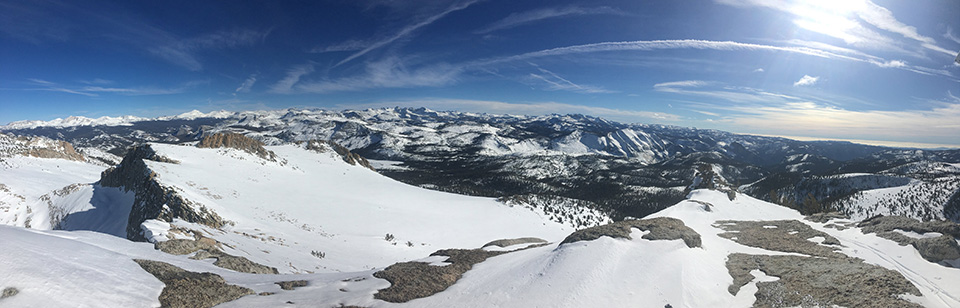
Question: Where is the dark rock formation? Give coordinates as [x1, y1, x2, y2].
[275, 280, 308, 290]
[197, 132, 276, 161]
[100, 144, 225, 241]
[1, 287, 18, 299]
[726, 253, 922, 308]
[715, 220, 844, 258]
[859, 215, 960, 264]
[301, 139, 374, 171]
[133, 259, 254, 308]
[0, 134, 86, 161]
[804, 212, 849, 223]
[560, 217, 701, 248]
[373, 249, 505, 303]
[155, 238, 219, 255]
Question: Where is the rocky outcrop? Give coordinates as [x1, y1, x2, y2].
[804, 212, 849, 223]
[197, 133, 276, 161]
[100, 144, 225, 241]
[133, 259, 254, 308]
[859, 215, 960, 264]
[373, 248, 506, 303]
[1, 287, 18, 299]
[154, 237, 278, 274]
[190, 250, 279, 275]
[715, 220, 844, 258]
[560, 217, 701, 248]
[0, 133, 85, 161]
[275, 280, 308, 290]
[301, 139, 374, 171]
[726, 253, 922, 308]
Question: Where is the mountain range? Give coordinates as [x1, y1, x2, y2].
[1, 108, 959, 307]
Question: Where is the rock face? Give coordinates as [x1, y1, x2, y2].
[133, 259, 254, 308]
[859, 215, 960, 264]
[301, 139, 374, 171]
[0, 133, 85, 161]
[100, 145, 225, 241]
[715, 220, 844, 258]
[373, 249, 506, 303]
[560, 217, 701, 248]
[1, 287, 18, 299]
[155, 237, 279, 274]
[726, 253, 922, 308]
[197, 132, 276, 161]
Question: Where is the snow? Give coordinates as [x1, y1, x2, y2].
[0, 156, 129, 231]
[1, 185, 958, 307]
[138, 143, 573, 273]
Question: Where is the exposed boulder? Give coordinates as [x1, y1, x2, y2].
[100, 144, 225, 241]
[805, 211, 849, 223]
[133, 259, 254, 308]
[197, 132, 276, 161]
[859, 215, 960, 264]
[560, 217, 701, 248]
[275, 280, 308, 290]
[726, 253, 922, 308]
[373, 248, 505, 303]
[1, 287, 18, 299]
[155, 239, 219, 255]
[715, 220, 844, 258]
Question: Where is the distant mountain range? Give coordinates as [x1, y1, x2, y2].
[3, 107, 959, 222]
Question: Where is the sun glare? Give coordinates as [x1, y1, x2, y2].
[789, 0, 868, 44]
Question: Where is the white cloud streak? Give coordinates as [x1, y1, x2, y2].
[270, 64, 316, 94]
[528, 66, 615, 94]
[475, 6, 623, 34]
[793, 75, 819, 87]
[23, 78, 198, 96]
[282, 57, 461, 93]
[335, 0, 480, 67]
[235, 74, 257, 94]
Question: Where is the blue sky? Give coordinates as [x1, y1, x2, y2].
[1, 0, 959, 148]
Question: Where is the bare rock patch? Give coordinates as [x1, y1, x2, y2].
[715, 220, 844, 258]
[561, 217, 701, 248]
[133, 259, 254, 308]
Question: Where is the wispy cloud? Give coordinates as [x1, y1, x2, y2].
[270, 63, 316, 94]
[149, 28, 271, 71]
[335, 0, 480, 67]
[341, 98, 682, 123]
[235, 74, 257, 94]
[295, 57, 461, 93]
[654, 80, 801, 103]
[793, 75, 819, 87]
[716, 0, 954, 57]
[475, 6, 624, 34]
[528, 66, 615, 94]
[475, 39, 953, 79]
[753, 68, 765, 73]
[23, 78, 200, 96]
[308, 39, 369, 53]
[945, 27, 960, 45]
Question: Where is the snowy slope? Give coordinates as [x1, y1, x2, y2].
[2, 190, 958, 308]
[0, 154, 132, 234]
[134, 143, 573, 273]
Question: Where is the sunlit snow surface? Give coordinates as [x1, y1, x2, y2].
[137, 143, 574, 273]
[3, 190, 959, 307]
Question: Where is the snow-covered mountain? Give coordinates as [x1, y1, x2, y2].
[4, 107, 956, 223]
[1, 124, 959, 307]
